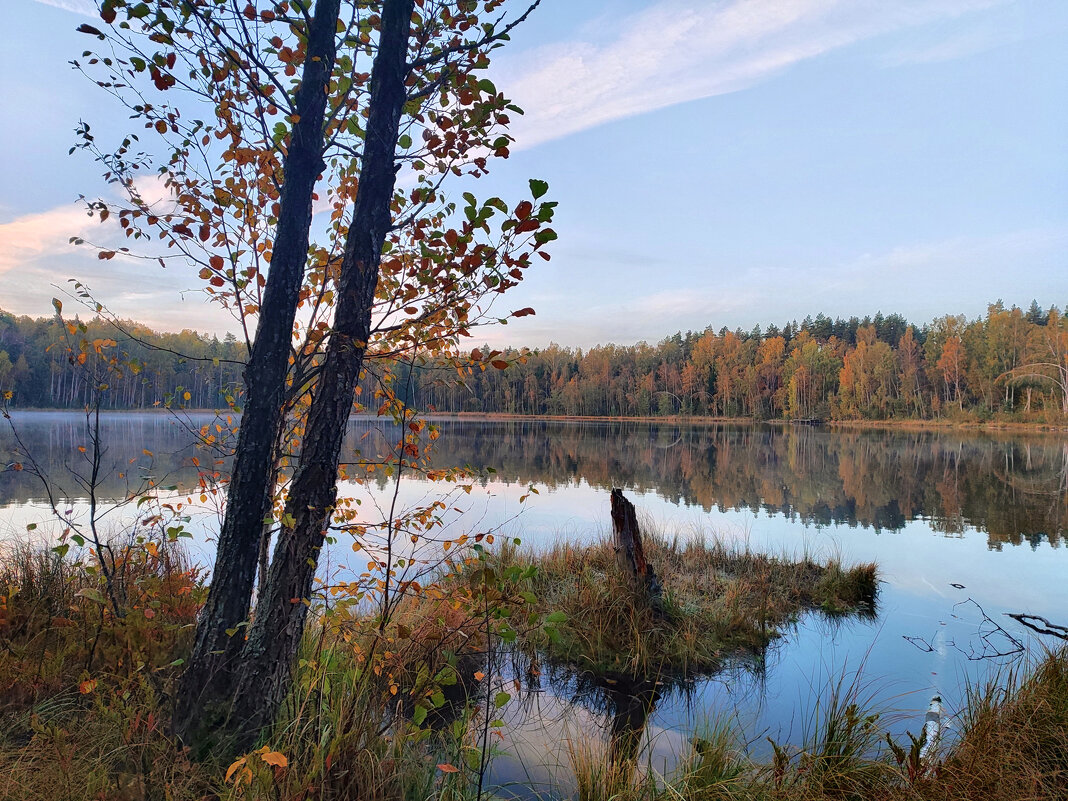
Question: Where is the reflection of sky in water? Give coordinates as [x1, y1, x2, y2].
[3, 414, 1068, 791]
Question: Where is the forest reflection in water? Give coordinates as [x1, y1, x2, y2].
[2, 413, 1067, 550]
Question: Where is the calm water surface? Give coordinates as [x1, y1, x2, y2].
[3, 412, 1067, 795]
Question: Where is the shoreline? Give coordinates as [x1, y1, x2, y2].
[5, 407, 1068, 433]
[423, 411, 1068, 433]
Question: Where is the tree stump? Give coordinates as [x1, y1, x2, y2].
[610, 488, 664, 610]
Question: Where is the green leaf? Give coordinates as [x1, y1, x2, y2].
[412, 705, 428, 726]
[494, 691, 510, 709]
[529, 179, 548, 199]
[52, 543, 70, 558]
[545, 611, 567, 624]
[76, 587, 107, 605]
[477, 78, 496, 94]
[398, 134, 412, 149]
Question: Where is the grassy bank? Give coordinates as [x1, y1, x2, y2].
[1, 535, 1065, 801]
[481, 532, 877, 680]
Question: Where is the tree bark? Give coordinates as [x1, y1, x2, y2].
[223, 0, 415, 750]
[610, 489, 664, 609]
[173, 0, 341, 743]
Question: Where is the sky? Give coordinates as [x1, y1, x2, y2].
[2, 0, 1066, 348]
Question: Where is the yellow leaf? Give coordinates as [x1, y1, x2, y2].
[260, 750, 288, 768]
[225, 756, 247, 783]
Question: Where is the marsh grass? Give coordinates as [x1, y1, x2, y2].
[0, 540, 215, 801]
[905, 646, 1068, 801]
[561, 648, 1068, 801]
[487, 526, 878, 680]
[3, 532, 1065, 801]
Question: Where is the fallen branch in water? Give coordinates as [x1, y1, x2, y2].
[1007, 613, 1068, 641]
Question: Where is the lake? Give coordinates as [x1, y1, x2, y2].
[3, 412, 1067, 796]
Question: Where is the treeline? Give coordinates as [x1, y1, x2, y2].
[4, 300, 1067, 420]
[412, 301, 1068, 421]
[0, 310, 244, 409]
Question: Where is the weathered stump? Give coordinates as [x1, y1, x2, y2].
[610, 488, 664, 610]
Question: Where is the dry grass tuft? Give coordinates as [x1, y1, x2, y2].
[489, 528, 878, 680]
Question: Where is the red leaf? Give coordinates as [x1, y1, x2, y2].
[513, 307, 535, 317]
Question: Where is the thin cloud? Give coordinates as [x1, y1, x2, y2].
[0, 204, 96, 276]
[496, 0, 1003, 150]
[31, 0, 97, 17]
[881, 26, 1011, 66]
[0, 201, 236, 335]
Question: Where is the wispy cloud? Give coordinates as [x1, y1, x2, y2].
[0, 204, 96, 276]
[0, 202, 236, 335]
[880, 24, 1013, 65]
[31, 0, 97, 17]
[496, 0, 1003, 150]
[482, 226, 1068, 349]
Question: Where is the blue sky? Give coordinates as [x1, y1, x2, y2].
[2, 0, 1066, 347]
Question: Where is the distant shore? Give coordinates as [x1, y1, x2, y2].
[425, 411, 1068, 433]
[6, 407, 1067, 434]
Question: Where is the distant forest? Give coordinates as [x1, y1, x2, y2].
[2, 300, 1066, 421]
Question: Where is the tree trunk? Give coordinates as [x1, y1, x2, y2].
[610, 489, 664, 609]
[173, 0, 342, 744]
[223, 0, 415, 750]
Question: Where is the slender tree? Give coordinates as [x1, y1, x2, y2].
[74, 0, 553, 749]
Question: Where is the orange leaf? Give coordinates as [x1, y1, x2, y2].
[260, 750, 288, 768]
[225, 757, 247, 783]
[79, 679, 97, 694]
[438, 763, 459, 774]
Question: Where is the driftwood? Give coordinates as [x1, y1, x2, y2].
[610, 489, 664, 610]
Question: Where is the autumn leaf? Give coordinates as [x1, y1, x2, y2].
[438, 763, 460, 774]
[225, 757, 247, 783]
[260, 750, 288, 768]
[79, 679, 97, 694]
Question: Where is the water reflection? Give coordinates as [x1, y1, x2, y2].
[413, 420, 1068, 549]
[3, 415, 1067, 550]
